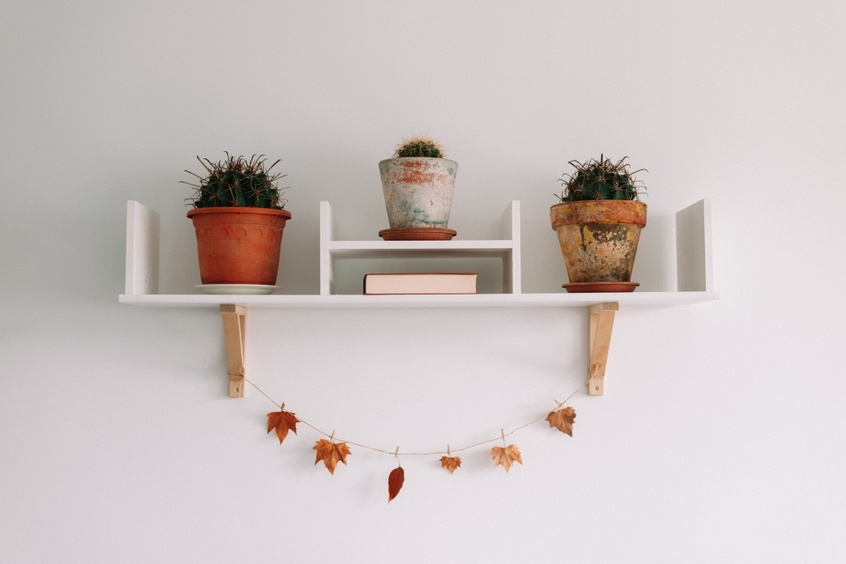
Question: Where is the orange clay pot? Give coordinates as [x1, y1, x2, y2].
[187, 207, 292, 285]
[550, 200, 647, 286]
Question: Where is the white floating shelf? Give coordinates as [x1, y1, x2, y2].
[119, 291, 718, 308]
[120, 199, 718, 397]
[121, 199, 717, 307]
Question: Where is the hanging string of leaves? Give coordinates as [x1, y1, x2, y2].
[258, 378, 585, 502]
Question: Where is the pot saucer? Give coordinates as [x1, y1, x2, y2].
[562, 282, 639, 293]
[196, 284, 279, 295]
[378, 228, 457, 241]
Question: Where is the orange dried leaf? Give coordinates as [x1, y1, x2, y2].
[546, 407, 576, 437]
[313, 439, 351, 474]
[388, 466, 405, 502]
[266, 409, 299, 444]
[440, 456, 462, 474]
[491, 444, 522, 473]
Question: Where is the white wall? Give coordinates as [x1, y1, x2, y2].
[2, 1, 845, 562]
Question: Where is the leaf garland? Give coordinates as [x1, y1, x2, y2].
[258, 377, 582, 499]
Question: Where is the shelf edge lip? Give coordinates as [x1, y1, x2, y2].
[119, 291, 719, 308]
[327, 240, 514, 249]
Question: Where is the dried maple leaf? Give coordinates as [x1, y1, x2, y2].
[388, 466, 405, 502]
[491, 444, 522, 473]
[313, 439, 351, 474]
[546, 406, 576, 437]
[266, 409, 299, 444]
[440, 456, 462, 474]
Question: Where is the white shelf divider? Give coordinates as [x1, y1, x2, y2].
[676, 198, 714, 292]
[319, 200, 520, 295]
[124, 200, 160, 296]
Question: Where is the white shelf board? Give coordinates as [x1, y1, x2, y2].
[119, 291, 719, 309]
[327, 239, 514, 258]
[121, 198, 718, 309]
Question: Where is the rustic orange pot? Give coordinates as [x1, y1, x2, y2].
[187, 207, 292, 285]
[550, 200, 647, 287]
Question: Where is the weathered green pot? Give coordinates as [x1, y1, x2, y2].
[550, 200, 647, 287]
[379, 157, 458, 230]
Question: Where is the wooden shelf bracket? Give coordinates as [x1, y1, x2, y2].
[587, 302, 618, 396]
[220, 304, 246, 398]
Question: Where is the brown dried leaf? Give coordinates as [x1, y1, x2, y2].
[440, 456, 462, 474]
[388, 466, 405, 502]
[313, 439, 351, 474]
[266, 409, 299, 444]
[491, 444, 523, 473]
[546, 407, 576, 437]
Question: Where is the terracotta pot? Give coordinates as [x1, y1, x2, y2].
[550, 200, 647, 286]
[379, 157, 458, 232]
[187, 207, 292, 285]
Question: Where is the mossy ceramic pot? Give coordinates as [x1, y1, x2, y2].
[378, 157, 458, 240]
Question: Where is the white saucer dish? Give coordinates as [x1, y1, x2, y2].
[196, 284, 280, 295]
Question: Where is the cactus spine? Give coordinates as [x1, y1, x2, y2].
[556, 154, 646, 202]
[183, 152, 287, 209]
[394, 136, 445, 158]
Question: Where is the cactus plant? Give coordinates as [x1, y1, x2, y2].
[393, 135, 445, 158]
[183, 152, 287, 209]
[550, 154, 648, 291]
[555, 154, 646, 202]
[379, 135, 457, 238]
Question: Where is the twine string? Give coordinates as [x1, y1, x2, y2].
[245, 376, 588, 458]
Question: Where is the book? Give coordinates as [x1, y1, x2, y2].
[363, 272, 478, 295]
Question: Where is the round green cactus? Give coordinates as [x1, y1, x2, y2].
[556, 154, 646, 202]
[394, 136, 445, 158]
[183, 153, 287, 209]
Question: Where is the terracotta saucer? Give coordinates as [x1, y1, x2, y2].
[378, 228, 457, 241]
[562, 281, 639, 293]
